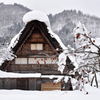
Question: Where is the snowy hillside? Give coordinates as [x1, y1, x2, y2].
[0, 3, 100, 48]
[0, 3, 30, 47]
[49, 10, 100, 46]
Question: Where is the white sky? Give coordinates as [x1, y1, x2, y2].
[0, 0, 100, 17]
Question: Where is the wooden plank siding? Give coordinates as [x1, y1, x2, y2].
[5, 64, 69, 75]
[4, 32, 60, 75]
[15, 32, 56, 57]
[0, 78, 16, 89]
[0, 78, 62, 90]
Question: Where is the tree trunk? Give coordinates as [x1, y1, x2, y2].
[94, 73, 98, 88]
[91, 74, 95, 86]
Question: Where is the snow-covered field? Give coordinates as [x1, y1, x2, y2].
[0, 84, 100, 100]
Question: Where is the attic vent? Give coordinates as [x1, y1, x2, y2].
[31, 43, 43, 50]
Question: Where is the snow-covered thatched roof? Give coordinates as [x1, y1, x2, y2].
[8, 10, 67, 51]
[0, 10, 77, 73]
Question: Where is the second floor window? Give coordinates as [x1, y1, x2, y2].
[31, 43, 43, 50]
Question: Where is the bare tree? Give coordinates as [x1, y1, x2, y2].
[73, 22, 100, 72]
[72, 22, 100, 88]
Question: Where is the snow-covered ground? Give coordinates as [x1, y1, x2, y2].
[0, 84, 100, 100]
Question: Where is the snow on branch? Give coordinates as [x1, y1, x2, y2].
[0, 47, 16, 66]
[73, 21, 100, 71]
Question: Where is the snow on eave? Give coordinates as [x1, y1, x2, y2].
[48, 27, 67, 50]
[67, 54, 79, 69]
[0, 70, 41, 78]
[8, 28, 24, 51]
[0, 70, 68, 79]
[0, 58, 5, 66]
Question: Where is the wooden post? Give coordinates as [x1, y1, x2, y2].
[94, 73, 98, 88]
[91, 74, 95, 86]
[91, 73, 98, 88]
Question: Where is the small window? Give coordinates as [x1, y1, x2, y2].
[29, 58, 45, 64]
[31, 44, 43, 50]
[28, 58, 57, 64]
[15, 58, 27, 64]
[28, 58, 38, 64]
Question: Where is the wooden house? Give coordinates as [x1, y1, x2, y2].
[0, 11, 75, 90]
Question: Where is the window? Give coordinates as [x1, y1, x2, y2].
[29, 58, 44, 64]
[31, 44, 43, 50]
[28, 58, 57, 64]
[15, 58, 27, 64]
[28, 58, 38, 64]
[15, 58, 57, 64]
[45, 58, 57, 64]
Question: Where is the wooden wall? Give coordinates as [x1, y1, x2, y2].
[4, 32, 66, 75]
[7, 64, 64, 74]
[0, 78, 16, 89]
[0, 78, 62, 90]
[16, 33, 56, 56]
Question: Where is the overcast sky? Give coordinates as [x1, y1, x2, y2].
[0, 0, 100, 17]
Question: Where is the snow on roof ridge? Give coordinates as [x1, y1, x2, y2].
[23, 10, 50, 27]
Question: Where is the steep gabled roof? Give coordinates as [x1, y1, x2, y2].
[0, 10, 76, 73]
[7, 10, 67, 53]
[10, 20, 63, 54]
[0, 10, 67, 68]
